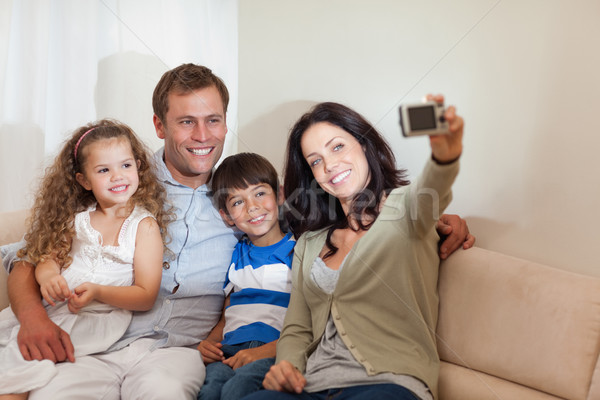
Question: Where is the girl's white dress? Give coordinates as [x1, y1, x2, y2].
[0, 204, 153, 394]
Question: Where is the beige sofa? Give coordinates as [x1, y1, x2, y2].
[2, 209, 600, 399]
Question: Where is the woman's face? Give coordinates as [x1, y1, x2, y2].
[301, 122, 370, 210]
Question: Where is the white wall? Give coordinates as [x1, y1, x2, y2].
[239, 0, 600, 277]
[0, 0, 238, 213]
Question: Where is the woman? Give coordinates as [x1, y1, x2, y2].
[244, 95, 463, 400]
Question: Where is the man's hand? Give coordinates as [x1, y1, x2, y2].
[436, 214, 475, 259]
[17, 307, 75, 363]
[9, 260, 75, 363]
[197, 339, 224, 364]
[262, 360, 306, 393]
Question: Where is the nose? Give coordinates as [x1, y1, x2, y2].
[191, 124, 209, 142]
[246, 199, 259, 214]
[110, 170, 124, 181]
[322, 155, 338, 172]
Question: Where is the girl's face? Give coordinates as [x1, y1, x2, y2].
[301, 122, 370, 211]
[76, 137, 140, 210]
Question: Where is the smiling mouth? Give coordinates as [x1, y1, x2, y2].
[249, 215, 266, 224]
[110, 185, 128, 192]
[188, 148, 212, 156]
[331, 170, 351, 184]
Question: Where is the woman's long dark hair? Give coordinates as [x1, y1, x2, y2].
[283, 102, 410, 258]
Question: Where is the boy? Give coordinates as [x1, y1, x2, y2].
[197, 153, 295, 400]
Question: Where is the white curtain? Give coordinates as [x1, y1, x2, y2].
[0, 0, 239, 213]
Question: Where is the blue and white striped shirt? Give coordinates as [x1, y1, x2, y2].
[222, 232, 295, 345]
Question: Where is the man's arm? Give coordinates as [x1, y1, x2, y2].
[437, 214, 476, 259]
[7, 260, 74, 363]
[197, 295, 228, 364]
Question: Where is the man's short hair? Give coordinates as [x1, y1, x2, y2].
[152, 63, 230, 123]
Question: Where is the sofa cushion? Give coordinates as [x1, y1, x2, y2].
[437, 247, 600, 400]
[439, 361, 564, 400]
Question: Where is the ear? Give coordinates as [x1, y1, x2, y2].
[76, 172, 92, 191]
[137, 159, 141, 169]
[153, 114, 166, 139]
[219, 208, 236, 227]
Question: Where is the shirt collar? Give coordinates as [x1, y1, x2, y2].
[152, 147, 213, 193]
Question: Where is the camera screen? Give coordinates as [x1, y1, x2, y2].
[408, 105, 436, 130]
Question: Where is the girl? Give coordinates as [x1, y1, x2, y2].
[244, 95, 463, 400]
[0, 119, 171, 399]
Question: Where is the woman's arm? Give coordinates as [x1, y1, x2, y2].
[401, 95, 463, 238]
[275, 237, 314, 371]
[68, 217, 163, 313]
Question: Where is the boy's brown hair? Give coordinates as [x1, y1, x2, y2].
[211, 152, 280, 213]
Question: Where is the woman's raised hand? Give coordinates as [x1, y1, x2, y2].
[427, 94, 464, 163]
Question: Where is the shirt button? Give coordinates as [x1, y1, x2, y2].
[340, 331, 346, 336]
[165, 299, 171, 304]
[163, 262, 170, 270]
[153, 325, 159, 331]
[335, 315, 341, 320]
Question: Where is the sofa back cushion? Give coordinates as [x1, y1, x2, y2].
[437, 247, 600, 400]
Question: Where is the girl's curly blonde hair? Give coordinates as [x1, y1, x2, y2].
[18, 119, 172, 268]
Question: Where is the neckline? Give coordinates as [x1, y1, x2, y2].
[85, 204, 135, 248]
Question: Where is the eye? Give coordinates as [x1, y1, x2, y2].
[231, 199, 243, 207]
[333, 143, 344, 151]
[256, 191, 266, 198]
[181, 119, 194, 126]
[98, 168, 108, 173]
[123, 163, 132, 168]
[309, 158, 321, 168]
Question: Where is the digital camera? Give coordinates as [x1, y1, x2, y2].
[399, 101, 449, 137]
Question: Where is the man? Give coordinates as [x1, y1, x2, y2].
[5, 63, 474, 399]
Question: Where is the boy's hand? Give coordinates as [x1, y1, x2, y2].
[198, 339, 224, 364]
[39, 275, 71, 306]
[223, 345, 275, 370]
[68, 282, 98, 313]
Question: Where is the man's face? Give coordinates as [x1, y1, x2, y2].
[154, 85, 227, 188]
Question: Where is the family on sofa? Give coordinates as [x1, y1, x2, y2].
[0, 63, 474, 400]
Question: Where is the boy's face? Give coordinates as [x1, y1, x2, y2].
[220, 183, 284, 247]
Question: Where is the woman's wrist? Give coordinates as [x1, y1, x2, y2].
[432, 153, 461, 165]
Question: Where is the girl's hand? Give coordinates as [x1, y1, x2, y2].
[427, 94, 464, 163]
[198, 339, 224, 364]
[262, 360, 306, 393]
[68, 282, 98, 313]
[39, 275, 71, 306]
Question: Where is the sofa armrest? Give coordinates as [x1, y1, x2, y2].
[0, 209, 29, 310]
